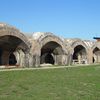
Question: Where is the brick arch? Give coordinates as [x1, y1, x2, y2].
[37, 33, 68, 65]
[92, 43, 100, 63]
[92, 42, 100, 51]
[0, 23, 31, 49]
[38, 33, 68, 55]
[71, 40, 88, 54]
[31, 33, 69, 66]
[70, 40, 89, 64]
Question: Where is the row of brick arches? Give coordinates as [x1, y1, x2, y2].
[0, 23, 100, 68]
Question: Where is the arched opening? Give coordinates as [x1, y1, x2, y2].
[73, 45, 87, 64]
[9, 53, 17, 65]
[93, 47, 100, 63]
[40, 41, 63, 65]
[0, 35, 27, 66]
[44, 53, 54, 64]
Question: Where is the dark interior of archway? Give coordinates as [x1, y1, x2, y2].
[93, 47, 100, 53]
[93, 47, 100, 63]
[0, 35, 25, 65]
[45, 53, 54, 64]
[9, 53, 17, 65]
[73, 45, 86, 59]
[41, 41, 63, 64]
[0, 35, 22, 51]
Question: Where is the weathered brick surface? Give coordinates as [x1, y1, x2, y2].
[0, 23, 100, 68]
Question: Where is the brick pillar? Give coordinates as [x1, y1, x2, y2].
[35, 55, 40, 67]
[87, 49, 93, 64]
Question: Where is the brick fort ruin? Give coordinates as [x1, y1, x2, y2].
[0, 23, 100, 68]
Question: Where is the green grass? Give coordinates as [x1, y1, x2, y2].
[0, 65, 100, 100]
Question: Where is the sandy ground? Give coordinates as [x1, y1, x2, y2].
[0, 64, 91, 72]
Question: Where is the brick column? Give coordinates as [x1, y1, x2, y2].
[87, 49, 93, 64]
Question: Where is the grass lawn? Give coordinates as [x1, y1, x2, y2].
[0, 65, 100, 100]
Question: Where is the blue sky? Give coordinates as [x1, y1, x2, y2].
[0, 0, 100, 40]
